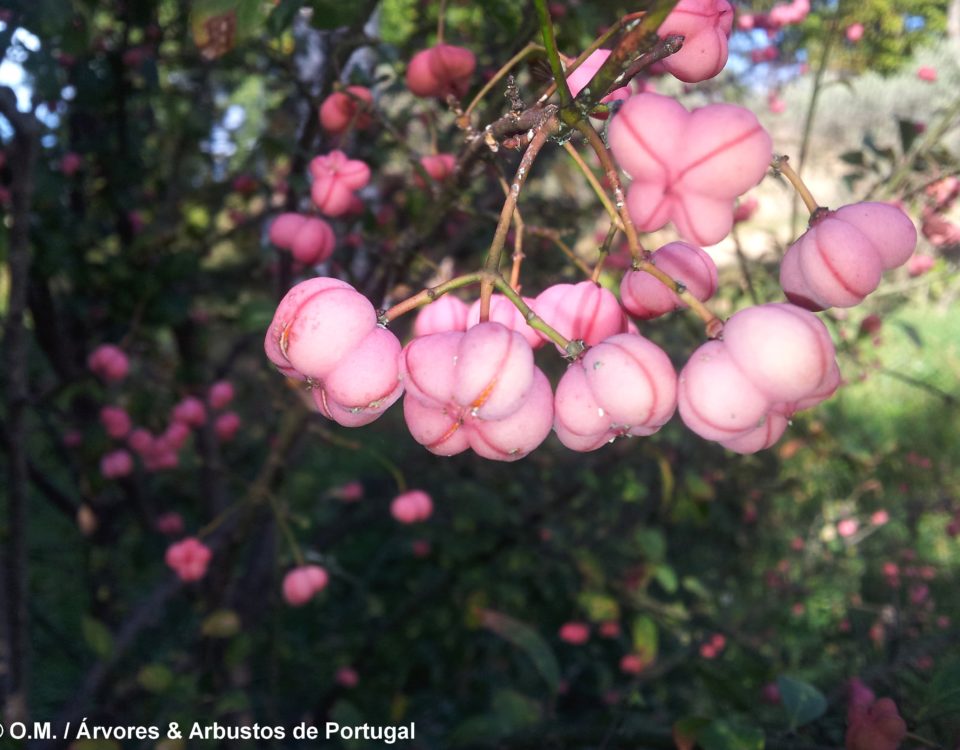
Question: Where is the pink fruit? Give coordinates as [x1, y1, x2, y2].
[468, 369, 554, 460]
[620, 653, 646, 674]
[533, 282, 627, 349]
[619, 241, 718, 319]
[734, 196, 759, 223]
[165, 537, 212, 582]
[319, 86, 373, 134]
[333, 480, 364, 501]
[100, 449, 134, 479]
[678, 340, 771, 441]
[846, 23, 864, 41]
[846, 697, 907, 750]
[415, 153, 456, 187]
[907, 253, 934, 277]
[609, 93, 772, 246]
[413, 294, 470, 338]
[336, 666, 359, 688]
[264, 277, 377, 381]
[282, 564, 329, 606]
[565, 49, 630, 116]
[172, 396, 207, 427]
[406, 44, 476, 99]
[717, 412, 788, 454]
[309, 150, 371, 218]
[466, 295, 542, 348]
[559, 621, 590, 645]
[917, 66, 937, 82]
[312, 326, 404, 427]
[554, 333, 677, 451]
[61, 151, 83, 176]
[268, 213, 307, 247]
[87, 344, 129, 382]
[163, 421, 191, 450]
[838, 518, 859, 537]
[208, 380, 235, 410]
[100, 405, 132, 439]
[215, 411, 241, 441]
[155, 512, 184, 536]
[722, 303, 834, 403]
[781, 203, 917, 309]
[658, 0, 734, 83]
[390, 489, 433, 523]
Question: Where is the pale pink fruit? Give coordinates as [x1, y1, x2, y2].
[309, 150, 371, 218]
[172, 396, 207, 427]
[533, 282, 627, 349]
[163, 421, 191, 450]
[453, 323, 534, 420]
[768, 93, 786, 114]
[767, 0, 809, 26]
[165, 537, 212, 582]
[554, 333, 677, 451]
[658, 0, 734, 83]
[282, 564, 329, 606]
[415, 153, 456, 187]
[208, 380, 235, 410]
[846, 697, 907, 750]
[722, 303, 835, 403]
[333, 480, 364, 501]
[781, 203, 917, 309]
[599, 621, 621, 638]
[312, 326, 404, 427]
[268, 213, 308, 247]
[87, 344, 130, 382]
[917, 66, 937, 82]
[406, 44, 476, 99]
[399, 331, 461, 409]
[466, 295, 542, 348]
[155, 512, 184, 535]
[838, 518, 859, 537]
[871, 510, 890, 526]
[468, 368, 554, 460]
[846, 23, 864, 41]
[264, 277, 376, 380]
[677, 340, 771, 441]
[319, 86, 373, 134]
[100, 405, 132, 439]
[215, 411, 241, 441]
[717, 412, 788, 454]
[288, 217, 335, 265]
[619, 241, 718, 319]
[565, 49, 630, 116]
[100, 449, 134, 479]
[907, 253, 934, 277]
[391, 489, 433, 523]
[609, 93, 772, 246]
[559, 621, 590, 645]
[413, 295, 470, 338]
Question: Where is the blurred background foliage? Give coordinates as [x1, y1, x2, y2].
[1, 0, 959, 748]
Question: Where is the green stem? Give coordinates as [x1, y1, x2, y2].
[492, 277, 582, 357]
[533, 0, 572, 107]
[381, 272, 484, 322]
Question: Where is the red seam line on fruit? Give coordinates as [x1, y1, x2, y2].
[812, 230, 861, 298]
[469, 327, 515, 410]
[674, 195, 702, 248]
[619, 110, 672, 177]
[681, 377, 755, 438]
[607, 341, 658, 424]
[468, 428, 509, 460]
[675, 124, 763, 182]
[401, 348, 440, 408]
[282, 288, 336, 361]
[668, 8, 715, 17]
[314, 176, 337, 210]
[428, 414, 463, 450]
[579, 285, 604, 343]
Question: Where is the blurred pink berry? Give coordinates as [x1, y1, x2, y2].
[761, 682, 781, 704]
[336, 666, 359, 688]
[870, 510, 889, 526]
[208, 380, 235, 410]
[619, 653, 646, 674]
[658, 0, 734, 82]
[172, 397, 206, 428]
[906, 253, 935, 277]
[99, 405, 132, 439]
[733, 196, 759, 223]
[319, 86, 373, 135]
[837, 518, 859, 538]
[599, 620, 621, 638]
[63, 429, 83, 448]
[282, 565, 329, 606]
[406, 44, 476, 99]
[155, 512, 185, 536]
[88, 344, 129, 383]
[333, 480, 364, 501]
[214, 411, 241, 442]
[165, 537, 212, 582]
[391, 489, 433, 524]
[846, 23, 864, 41]
[415, 153, 456, 187]
[917, 66, 937, 82]
[60, 151, 83, 176]
[846, 696, 907, 750]
[268, 213, 336, 266]
[559, 621, 590, 645]
[411, 539, 431, 558]
[768, 93, 786, 114]
[309, 150, 371, 218]
[100, 449, 134, 479]
[163, 421, 191, 451]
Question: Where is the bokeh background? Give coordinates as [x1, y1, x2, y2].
[1, 0, 959, 748]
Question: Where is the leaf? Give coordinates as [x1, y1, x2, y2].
[82, 616, 114, 658]
[631, 615, 658, 661]
[307, 0, 370, 30]
[138, 663, 174, 693]
[654, 565, 678, 594]
[635, 527, 666, 563]
[897, 118, 920, 154]
[840, 150, 865, 166]
[201, 609, 242, 638]
[893, 320, 924, 348]
[577, 591, 620, 622]
[490, 689, 542, 729]
[480, 609, 560, 693]
[700, 718, 765, 750]
[923, 657, 960, 719]
[191, 0, 265, 59]
[777, 675, 827, 729]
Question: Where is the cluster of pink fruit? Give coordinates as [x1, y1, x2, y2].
[87, 344, 241, 478]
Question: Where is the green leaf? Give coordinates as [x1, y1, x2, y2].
[480, 609, 560, 693]
[840, 150, 865, 166]
[923, 657, 960, 719]
[138, 664, 174, 693]
[201, 609, 242, 638]
[894, 320, 924, 348]
[897, 118, 920, 154]
[635, 528, 666, 562]
[490, 689, 542, 729]
[654, 565, 678, 594]
[577, 591, 620, 622]
[631, 615, 659, 661]
[700, 718, 765, 750]
[308, 0, 370, 30]
[777, 675, 827, 729]
[82, 616, 114, 659]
